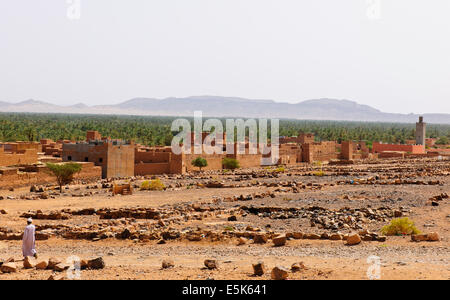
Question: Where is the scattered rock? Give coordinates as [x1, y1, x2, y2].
[35, 260, 48, 270]
[291, 262, 307, 272]
[272, 235, 287, 247]
[237, 237, 247, 246]
[204, 259, 218, 270]
[47, 257, 62, 270]
[162, 259, 175, 269]
[252, 262, 266, 276]
[1, 262, 17, 273]
[87, 257, 105, 270]
[23, 256, 36, 269]
[271, 266, 289, 280]
[346, 233, 361, 245]
[48, 274, 65, 280]
[253, 234, 268, 244]
[54, 263, 69, 272]
[427, 232, 440, 241]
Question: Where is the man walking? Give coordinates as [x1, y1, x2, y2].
[22, 218, 37, 259]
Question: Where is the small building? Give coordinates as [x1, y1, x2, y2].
[62, 131, 135, 178]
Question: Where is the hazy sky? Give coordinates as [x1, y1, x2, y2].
[1, 0, 449, 113]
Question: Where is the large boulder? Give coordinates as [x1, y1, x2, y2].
[271, 266, 289, 280]
[162, 259, 175, 269]
[35, 260, 48, 270]
[272, 235, 287, 247]
[47, 257, 62, 270]
[346, 234, 361, 245]
[427, 232, 440, 241]
[87, 257, 105, 270]
[1, 262, 17, 273]
[252, 262, 265, 276]
[204, 259, 218, 270]
[54, 263, 70, 272]
[253, 234, 268, 244]
[23, 256, 36, 269]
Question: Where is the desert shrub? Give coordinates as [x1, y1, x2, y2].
[222, 158, 240, 170]
[381, 217, 420, 236]
[46, 162, 82, 192]
[191, 157, 208, 171]
[274, 166, 285, 173]
[140, 178, 166, 191]
[313, 171, 325, 176]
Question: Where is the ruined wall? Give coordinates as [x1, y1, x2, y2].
[86, 131, 102, 141]
[301, 142, 338, 163]
[279, 133, 314, 145]
[341, 141, 353, 160]
[0, 147, 38, 167]
[278, 144, 302, 165]
[186, 154, 224, 171]
[135, 162, 171, 175]
[378, 152, 405, 159]
[372, 143, 425, 154]
[0, 162, 101, 190]
[135, 150, 171, 164]
[230, 154, 262, 168]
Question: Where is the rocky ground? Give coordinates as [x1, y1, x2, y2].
[0, 157, 449, 280]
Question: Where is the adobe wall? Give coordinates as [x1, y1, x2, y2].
[341, 141, 353, 160]
[186, 154, 224, 171]
[278, 144, 302, 165]
[106, 143, 135, 178]
[63, 142, 135, 178]
[302, 142, 337, 163]
[378, 152, 405, 159]
[230, 154, 262, 168]
[0, 162, 101, 190]
[135, 162, 171, 175]
[372, 142, 425, 154]
[0, 147, 38, 167]
[135, 150, 171, 164]
[279, 133, 314, 145]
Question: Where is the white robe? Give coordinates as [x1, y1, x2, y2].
[22, 224, 36, 257]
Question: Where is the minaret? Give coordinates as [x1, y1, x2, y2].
[415, 116, 426, 146]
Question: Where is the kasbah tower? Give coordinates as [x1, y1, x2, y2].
[416, 116, 426, 146]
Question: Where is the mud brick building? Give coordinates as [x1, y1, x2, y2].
[0, 142, 39, 167]
[415, 116, 426, 146]
[280, 132, 315, 144]
[0, 162, 101, 190]
[372, 143, 425, 155]
[135, 146, 185, 175]
[62, 132, 135, 178]
[301, 141, 338, 163]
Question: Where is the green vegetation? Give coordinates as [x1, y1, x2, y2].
[140, 178, 166, 191]
[381, 217, 420, 236]
[191, 157, 208, 171]
[222, 158, 240, 170]
[46, 162, 82, 192]
[0, 113, 449, 146]
[435, 136, 449, 145]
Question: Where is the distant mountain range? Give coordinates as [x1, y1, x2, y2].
[1, 96, 449, 124]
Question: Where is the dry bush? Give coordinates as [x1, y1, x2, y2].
[381, 217, 420, 236]
[140, 178, 166, 191]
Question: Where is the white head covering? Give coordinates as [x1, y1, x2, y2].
[27, 218, 33, 223]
